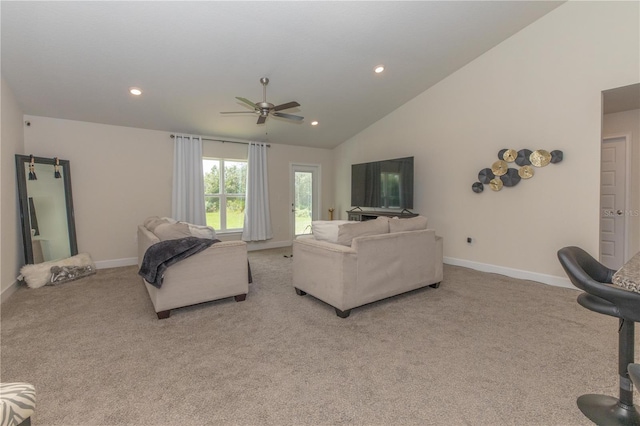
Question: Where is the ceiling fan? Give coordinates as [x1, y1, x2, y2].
[220, 77, 303, 125]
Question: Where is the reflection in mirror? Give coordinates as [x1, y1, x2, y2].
[15, 155, 77, 264]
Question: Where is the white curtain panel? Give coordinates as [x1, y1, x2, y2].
[172, 135, 206, 226]
[242, 142, 273, 241]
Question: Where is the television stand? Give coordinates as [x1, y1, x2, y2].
[346, 210, 419, 222]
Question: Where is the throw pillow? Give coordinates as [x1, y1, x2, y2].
[336, 216, 389, 246]
[185, 223, 217, 239]
[311, 220, 352, 243]
[154, 223, 192, 241]
[389, 215, 428, 233]
[143, 216, 160, 228]
[145, 217, 170, 233]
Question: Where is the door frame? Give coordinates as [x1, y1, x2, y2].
[601, 133, 631, 265]
[290, 163, 321, 238]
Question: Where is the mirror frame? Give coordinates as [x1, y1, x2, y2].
[15, 154, 78, 264]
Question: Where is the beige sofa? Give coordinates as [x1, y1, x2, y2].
[137, 217, 249, 319]
[292, 216, 443, 318]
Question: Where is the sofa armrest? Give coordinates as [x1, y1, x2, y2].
[163, 240, 247, 283]
[292, 237, 357, 311]
[137, 225, 160, 268]
[347, 229, 443, 307]
[144, 239, 249, 313]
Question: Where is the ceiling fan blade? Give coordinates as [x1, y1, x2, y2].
[273, 112, 304, 121]
[257, 115, 267, 125]
[220, 111, 257, 114]
[273, 101, 300, 111]
[236, 97, 257, 108]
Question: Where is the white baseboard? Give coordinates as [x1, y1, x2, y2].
[94, 257, 138, 269]
[444, 256, 574, 290]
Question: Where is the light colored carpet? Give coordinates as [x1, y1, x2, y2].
[1, 247, 636, 425]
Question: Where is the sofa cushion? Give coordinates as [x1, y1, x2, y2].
[185, 223, 217, 239]
[144, 216, 217, 239]
[144, 217, 170, 233]
[143, 216, 160, 228]
[154, 222, 192, 241]
[389, 215, 428, 233]
[312, 220, 352, 243]
[337, 216, 389, 246]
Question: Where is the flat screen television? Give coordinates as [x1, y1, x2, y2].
[351, 156, 414, 209]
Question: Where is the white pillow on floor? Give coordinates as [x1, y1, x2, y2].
[20, 253, 95, 289]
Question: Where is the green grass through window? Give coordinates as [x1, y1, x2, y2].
[206, 211, 244, 231]
[206, 210, 312, 234]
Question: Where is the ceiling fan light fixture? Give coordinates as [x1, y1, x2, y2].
[374, 65, 385, 74]
[221, 78, 302, 125]
[129, 87, 142, 96]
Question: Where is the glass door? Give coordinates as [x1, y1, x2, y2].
[291, 164, 320, 237]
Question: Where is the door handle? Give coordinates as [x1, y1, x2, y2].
[617, 210, 623, 216]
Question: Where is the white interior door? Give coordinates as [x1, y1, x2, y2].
[600, 136, 627, 269]
[291, 164, 320, 237]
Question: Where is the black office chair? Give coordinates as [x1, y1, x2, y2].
[558, 246, 640, 425]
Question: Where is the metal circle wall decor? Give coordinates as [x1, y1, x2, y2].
[550, 150, 563, 163]
[518, 165, 534, 179]
[471, 148, 563, 193]
[502, 149, 517, 162]
[515, 149, 532, 166]
[478, 168, 495, 184]
[489, 178, 503, 191]
[500, 168, 521, 187]
[491, 160, 508, 176]
[530, 149, 551, 167]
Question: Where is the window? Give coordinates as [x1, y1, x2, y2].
[203, 158, 247, 232]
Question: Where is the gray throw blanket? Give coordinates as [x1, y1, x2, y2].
[138, 237, 218, 288]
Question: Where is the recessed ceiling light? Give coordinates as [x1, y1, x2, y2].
[374, 65, 385, 74]
[311, 121, 319, 126]
[129, 87, 142, 96]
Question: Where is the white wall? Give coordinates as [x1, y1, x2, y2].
[1, 76, 25, 301]
[23, 116, 334, 265]
[603, 109, 640, 259]
[334, 1, 639, 282]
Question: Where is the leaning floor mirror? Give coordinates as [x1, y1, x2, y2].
[15, 155, 78, 264]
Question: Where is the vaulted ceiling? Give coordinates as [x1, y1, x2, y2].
[2, 1, 565, 148]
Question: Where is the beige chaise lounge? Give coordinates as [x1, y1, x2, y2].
[137, 217, 249, 319]
[292, 216, 443, 318]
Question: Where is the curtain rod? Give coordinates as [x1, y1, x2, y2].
[170, 134, 270, 147]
